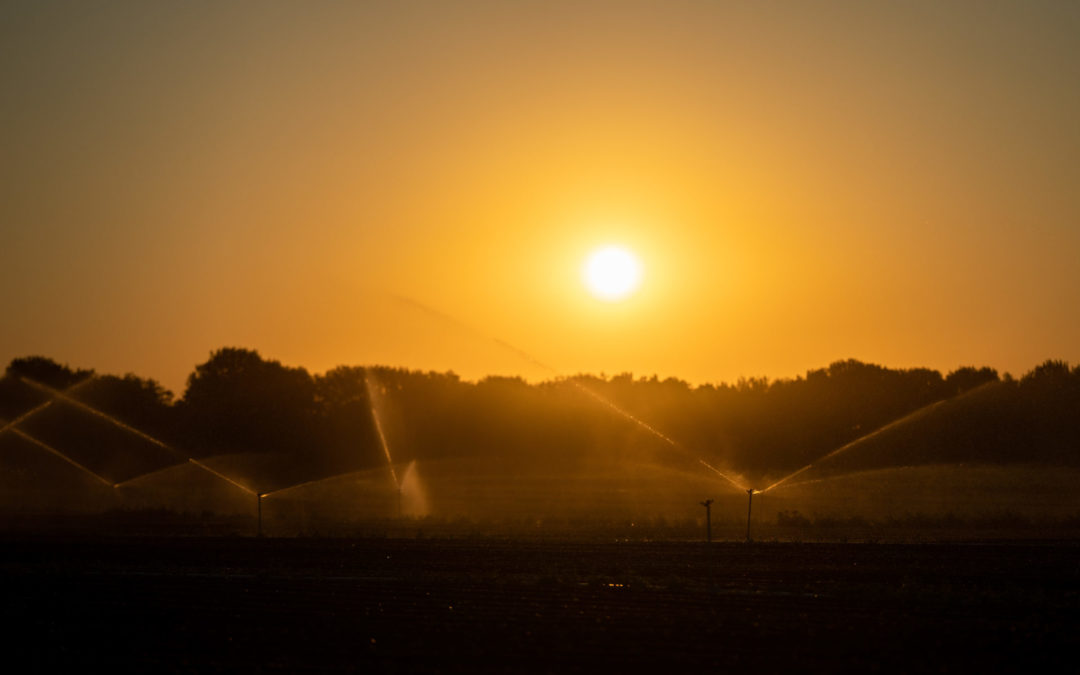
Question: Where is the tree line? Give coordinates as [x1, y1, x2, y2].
[2, 349, 1078, 487]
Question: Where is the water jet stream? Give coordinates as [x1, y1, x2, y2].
[395, 294, 748, 494]
[253, 373, 413, 510]
[363, 371, 399, 490]
[571, 382, 680, 447]
[20, 377, 177, 452]
[0, 377, 94, 436]
[260, 470, 366, 500]
[187, 458, 259, 496]
[760, 398, 950, 494]
[0, 403, 55, 436]
[568, 379, 747, 492]
[109, 456, 257, 499]
[18, 377, 258, 497]
[698, 459, 751, 492]
[9, 428, 115, 488]
[699, 457, 751, 490]
[771, 465, 919, 492]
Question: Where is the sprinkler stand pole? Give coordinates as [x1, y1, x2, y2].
[700, 499, 714, 543]
[746, 489, 754, 542]
[257, 493, 263, 537]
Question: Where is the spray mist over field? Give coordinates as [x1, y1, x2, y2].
[1, 353, 1078, 539]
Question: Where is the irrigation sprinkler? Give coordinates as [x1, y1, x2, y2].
[19, 376, 261, 508]
[745, 489, 756, 542]
[395, 297, 757, 498]
[364, 371, 404, 519]
[257, 493, 264, 537]
[700, 499, 714, 542]
[16, 375, 405, 534]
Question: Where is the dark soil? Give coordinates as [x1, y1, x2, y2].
[1, 536, 1076, 673]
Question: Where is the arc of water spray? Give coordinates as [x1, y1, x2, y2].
[20, 377, 179, 452]
[0, 378, 118, 487]
[0, 377, 95, 437]
[698, 459, 751, 492]
[506, 353, 749, 493]
[363, 371, 399, 490]
[561, 376, 748, 492]
[18, 376, 258, 497]
[394, 295, 749, 494]
[760, 399, 950, 494]
[260, 470, 367, 500]
[244, 366, 404, 512]
[185, 458, 259, 496]
[8, 427, 115, 487]
[534, 371, 749, 492]
[499, 327, 695, 462]
[768, 465, 918, 492]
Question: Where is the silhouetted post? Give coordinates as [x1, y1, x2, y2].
[257, 493, 263, 537]
[745, 489, 754, 542]
[700, 499, 714, 542]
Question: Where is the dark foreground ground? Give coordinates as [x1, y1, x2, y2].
[1, 536, 1077, 673]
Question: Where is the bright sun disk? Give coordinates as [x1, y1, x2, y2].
[583, 246, 642, 301]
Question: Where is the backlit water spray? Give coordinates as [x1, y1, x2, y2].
[513, 359, 751, 493]
[0, 377, 94, 437]
[398, 459, 428, 517]
[503, 348, 749, 493]
[759, 397, 953, 494]
[259, 471, 366, 501]
[697, 458, 751, 493]
[363, 370, 401, 514]
[395, 296, 749, 494]
[8, 427, 115, 487]
[13, 375, 426, 531]
[0, 378, 115, 487]
[19, 376, 263, 529]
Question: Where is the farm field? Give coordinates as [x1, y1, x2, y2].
[2, 536, 1077, 672]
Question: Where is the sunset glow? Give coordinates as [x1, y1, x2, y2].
[1, 2, 1077, 390]
[1, 6, 1079, 665]
[583, 246, 642, 301]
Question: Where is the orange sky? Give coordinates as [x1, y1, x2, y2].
[3, 1, 1079, 394]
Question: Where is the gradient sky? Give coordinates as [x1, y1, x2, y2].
[3, 1, 1079, 394]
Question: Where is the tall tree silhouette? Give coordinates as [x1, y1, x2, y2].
[6, 356, 94, 390]
[178, 348, 317, 457]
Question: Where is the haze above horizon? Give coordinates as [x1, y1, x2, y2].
[3, 1, 1079, 395]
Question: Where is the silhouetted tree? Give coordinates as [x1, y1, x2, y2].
[1020, 360, 1074, 392]
[945, 366, 999, 395]
[1018, 360, 1080, 463]
[6, 356, 93, 390]
[5, 349, 1080, 492]
[178, 348, 317, 456]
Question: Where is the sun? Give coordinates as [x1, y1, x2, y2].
[582, 246, 643, 301]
